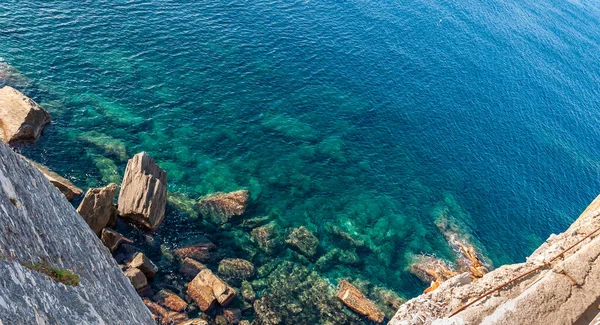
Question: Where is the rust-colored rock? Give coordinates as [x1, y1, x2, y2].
[0, 86, 50, 144]
[154, 289, 188, 312]
[118, 152, 167, 231]
[76, 183, 118, 236]
[22, 157, 83, 201]
[174, 236, 216, 262]
[436, 218, 488, 279]
[180, 257, 207, 280]
[144, 299, 188, 325]
[124, 267, 148, 291]
[223, 308, 242, 324]
[336, 280, 384, 323]
[409, 255, 459, 294]
[196, 190, 249, 223]
[187, 269, 236, 311]
[129, 252, 158, 280]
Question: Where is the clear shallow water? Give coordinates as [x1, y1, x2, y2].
[1, 0, 600, 306]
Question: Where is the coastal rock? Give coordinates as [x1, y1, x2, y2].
[286, 226, 319, 257]
[118, 152, 167, 231]
[154, 289, 188, 312]
[180, 257, 207, 279]
[178, 319, 209, 325]
[0, 86, 50, 144]
[250, 222, 281, 255]
[223, 308, 242, 324]
[76, 183, 118, 236]
[196, 190, 249, 223]
[187, 269, 236, 311]
[124, 267, 148, 291]
[336, 280, 385, 323]
[21, 157, 83, 201]
[144, 299, 188, 325]
[241, 280, 256, 302]
[0, 140, 154, 323]
[129, 252, 159, 280]
[409, 255, 458, 294]
[101, 228, 132, 253]
[218, 258, 255, 281]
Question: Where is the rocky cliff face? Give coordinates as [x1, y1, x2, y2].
[389, 195, 600, 325]
[0, 141, 154, 324]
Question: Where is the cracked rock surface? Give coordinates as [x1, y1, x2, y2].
[0, 141, 154, 324]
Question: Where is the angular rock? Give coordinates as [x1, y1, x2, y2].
[196, 190, 249, 223]
[250, 222, 281, 255]
[286, 226, 319, 257]
[124, 267, 148, 291]
[0, 86, 50, 144]
[144, 299, 188, 325]
[187, 269, 236, 311]
[218, 258, 255, 281]
[76, 183, 118, 236]
[129, 252, 158, 280]
[118, 152, 167, 230]
[180, 257, 207, 280]
[336, 280, 384, 323]
[154, 289, 188, 312]
[22, 157, 83, 201]
[101, 228, 132, 253]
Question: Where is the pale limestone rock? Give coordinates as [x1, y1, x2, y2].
[129, 252, 158, 280]
[77, 183, 118, 236]
[0, 86, 50, 144]
[118, 152, 167, 230]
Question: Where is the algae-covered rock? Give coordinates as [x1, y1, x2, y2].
[78, 130, 128, 160]
[196, 190, 249, 224]
[167, 192, 197, 217]
[218, 258, 255, 282]
[0, 86, 50, 144]
[241, 280, 256, 302]
[251, 222, 282, 255]
[286, 226, 319, 257]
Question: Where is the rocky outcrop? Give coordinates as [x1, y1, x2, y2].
[22, 156, 83, 200]
[286, 226, 319, 257]
[118, 152, 167, 230]
[389, 194, 600, 325]
[337, 280, 385, 323]
[0, 140, 153, 323]
[0, 86, 50, 144]
[187, 269, 236, 311]
[76, 183, 118, 235]
[196, 190, 249, 223]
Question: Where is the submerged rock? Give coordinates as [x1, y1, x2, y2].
[175, 236, 216, 262]
[0, 86, 50, 144]
[241, 280, 256, 302]
[144, 299, 188, 325]
[187, 269, 236, 311]
[76, 183, 118, 236]
[250, 222, 281, 255]
[336, 280, 385, 323]
[196, 190, 249, 224]
[129, 252, 158, 280]
[218, 258, 255, 282]
[21, 157, 83, 201]
[286, 226, 319, 257]
[118, 152, 167, 231]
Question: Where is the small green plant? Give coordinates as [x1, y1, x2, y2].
[23, 262, 80, 286]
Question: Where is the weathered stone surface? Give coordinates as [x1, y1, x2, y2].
[175, 236, 216, 262]
[124, 267, 148, 291]
[218, 258, 255, 281]
[180, 257, 207, 279]
[337, 280, 385, 323]
[389, 194, 600, 325]
[0, 86, 50, 144]
[196, 190, 249, 223]
[178, 319, 209, 325]
[76, 183, 118, 236]
[101, 228, 132, 253]
[154, 289, 188, 312]
[250, 222, 281, 255]
[144, 299, 188, 325]
[22, 156, 83, 201]
[118, 152, 167, 230]
[129, 252, 159, 280]
[286, 226, 319, 257]
[187, 269, 236, 311]
[0, 141, 154, 323]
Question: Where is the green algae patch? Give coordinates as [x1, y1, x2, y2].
[23, 262, 80, 287]
[78, 131, 128, 161]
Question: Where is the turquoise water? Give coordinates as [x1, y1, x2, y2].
[2, 0, 600, 311]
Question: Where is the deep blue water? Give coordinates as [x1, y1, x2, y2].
[1, 0, 600, 306]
